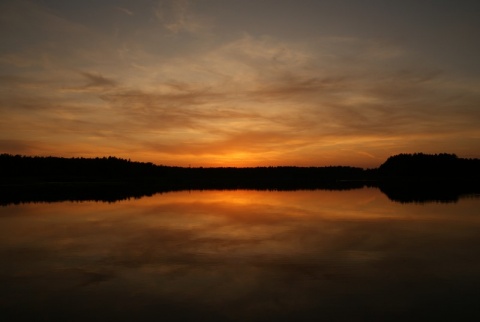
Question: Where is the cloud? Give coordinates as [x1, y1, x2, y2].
[55, 72, 120, 94]
[154, 0, 210, 35]
[0, 139, 41, 155]
[0, 74, 49, 90]
[80, 72, 118, 89]
[116, 6, 134, 16]
[0, 53, 35, 68]
[76, 77, 237, 136]
[251, 75, 348, 99]
[0, 0, 92, 44]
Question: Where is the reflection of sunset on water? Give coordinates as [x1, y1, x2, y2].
[1, 189, 480, 320]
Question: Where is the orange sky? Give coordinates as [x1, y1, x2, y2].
[1, 0, 479, 168]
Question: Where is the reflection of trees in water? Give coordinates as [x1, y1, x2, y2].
[1, 153, 479, 205]
[2, 182, 479, 205]
[378, 181, 480, 203]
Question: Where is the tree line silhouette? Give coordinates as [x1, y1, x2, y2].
[0, 154, 367, 187]
[1, 153, 479, 204]
[377, 153, 480, 180]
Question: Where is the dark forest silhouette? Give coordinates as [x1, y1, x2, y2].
[1, 153, 479, 205]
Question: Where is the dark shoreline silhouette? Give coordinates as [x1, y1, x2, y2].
[1, 153, 479, 205]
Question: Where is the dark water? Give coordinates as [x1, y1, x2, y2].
[1, 188, 479, 321]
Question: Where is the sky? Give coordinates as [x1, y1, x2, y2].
[1, 0, 479, 167]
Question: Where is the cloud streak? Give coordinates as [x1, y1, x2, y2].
[154, 0, 210, 35]
[80, 72, 118, 89]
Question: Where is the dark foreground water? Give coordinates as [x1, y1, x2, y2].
[1, 188, 479, 321]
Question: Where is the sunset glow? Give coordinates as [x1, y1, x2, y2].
[1, 0, 479, 167]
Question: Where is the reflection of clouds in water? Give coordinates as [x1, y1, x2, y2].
[1, 190, 480, 320]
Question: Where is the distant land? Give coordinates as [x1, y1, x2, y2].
[1, 153, 479, 205]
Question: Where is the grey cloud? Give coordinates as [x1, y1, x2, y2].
[0, 0, 93, 50]
[0, 54, 36, 68]
[251, 75, 348, 99]
[0, 74, 57, 91]
[102, 87, 217, 107]
[0, 139, 41, 155]
[115, 6, 134, 16]
[99, 87, 260, 131]
[154, 0, 210, 35]
[80, 72, 118, 89]
[248, 68, 480, 139]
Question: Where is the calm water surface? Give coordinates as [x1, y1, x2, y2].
[1, 188, 479, 321]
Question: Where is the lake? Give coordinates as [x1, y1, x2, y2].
[1, 188, 479, 321]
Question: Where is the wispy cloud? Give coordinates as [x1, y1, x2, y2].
[154, 0, 210, 35]
[116, 6, 134, 16]
[80, 72, 118, 89]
